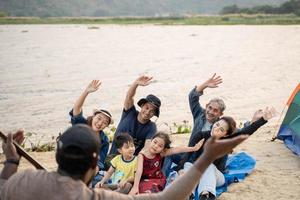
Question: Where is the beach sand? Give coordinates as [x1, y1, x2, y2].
[0, 25, 300, 199]
[1, 125, 300, 199]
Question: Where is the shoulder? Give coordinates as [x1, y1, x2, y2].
[111, 155, 121, 166]
[2, 169, 50, 188]
[123, 105, 137, 115]
[143, 121, 157, 130]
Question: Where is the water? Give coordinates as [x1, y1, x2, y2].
[0, 25, 299, 141]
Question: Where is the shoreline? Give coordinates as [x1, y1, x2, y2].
[1, 14, 300, 25]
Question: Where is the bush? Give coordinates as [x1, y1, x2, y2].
[0, 11, 8, 17]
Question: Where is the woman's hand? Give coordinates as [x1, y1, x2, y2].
[263, 107, 277, 120]
[85, 80, 101, 94]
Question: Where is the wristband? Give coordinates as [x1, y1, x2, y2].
[4, 159, 20, 166]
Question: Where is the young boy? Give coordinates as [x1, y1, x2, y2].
[96, 133, 137, 194]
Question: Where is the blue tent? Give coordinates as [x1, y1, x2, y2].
[277, 83, 300, 157]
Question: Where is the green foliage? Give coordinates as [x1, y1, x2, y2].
[23, 132, 56, 152]
[172, 120, 192, 134]
[221, 0, 300, 15]
[104, 125, 116, 143]
[1, 15, 300, 25]
[0, 0, 288, 17]
[0, 11, 8, 17]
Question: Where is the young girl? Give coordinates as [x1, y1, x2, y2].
[129, 132, 204, 194]
[69, 80, 113, 186]
[179, 107, 276, 200]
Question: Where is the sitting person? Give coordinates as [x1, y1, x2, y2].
[68, 80, 113, 186]
[130, 132, 204, 195]
[96, 133, 137, 194]
[163, 74, 262, 176]
[178, 107, 276, 200]
[109, 75, 161, 156]
[0, 124, 248, 200]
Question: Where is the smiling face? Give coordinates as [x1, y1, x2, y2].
[91, 113, 110, 132]
[118, 141, 135, 160]
[205, 102, 223, 123]
[211, 119, 229, 139]
[149, 137, 166, 155]
[139, 102, 156, 122]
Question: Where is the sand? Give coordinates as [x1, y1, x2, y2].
[1, 125, 300, 199]
[0, 25, 300, 199]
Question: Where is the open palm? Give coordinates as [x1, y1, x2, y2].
[205, 73, 222, 88]
[85, 80, 101, 93]
[135, 75, 153, 86]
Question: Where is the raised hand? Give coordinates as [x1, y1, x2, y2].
[193, 138, 205, 151]
[262, 107, 277, 120]
[204, 73, 222, 89]
[250, 109, 264, 123]
[85, 80, 101, 94]
[2, 130, 25, 161]
[134, 75, 153, 87]
[201, 134, 248, 163]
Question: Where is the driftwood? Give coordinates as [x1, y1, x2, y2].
[0, 131, 47, 170]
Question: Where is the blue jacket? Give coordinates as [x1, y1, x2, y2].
[188, 87, 211, 146]
[69, 109, 109, 170]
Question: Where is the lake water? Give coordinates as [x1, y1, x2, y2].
[0, 25, 299, 141]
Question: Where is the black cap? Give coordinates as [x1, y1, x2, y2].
[137, 94, 161, 117]
[57, 124, 100, 160]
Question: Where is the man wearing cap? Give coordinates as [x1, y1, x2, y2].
[69, 80, 113, 182]
[109, 75, 161, 155]
[0, 125, 247, 200]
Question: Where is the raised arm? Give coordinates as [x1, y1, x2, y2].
[161, 139, 204, 157]
[1, 130, 24, 180]
[229, 107, 277, 138]
[129, 153, 144, 195]
[124, 76, 153, 111]
[73, 80, 101, 116]
[196, 73, 222, 93]
[189, 73, 222, 119]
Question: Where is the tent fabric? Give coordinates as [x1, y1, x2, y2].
[277, 83, 300, 157]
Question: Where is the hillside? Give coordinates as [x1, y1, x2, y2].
[0, 0, 287, 17]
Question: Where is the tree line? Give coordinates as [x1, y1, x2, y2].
[221, 0, 300, 16]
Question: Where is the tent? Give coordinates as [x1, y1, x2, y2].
[277, 83, 300, 157]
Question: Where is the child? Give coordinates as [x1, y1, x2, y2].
[129, 132, 204, 194]
[69, 80, 113, 186]
[96, 133, 137, 194]
[179, 107, 276, 200]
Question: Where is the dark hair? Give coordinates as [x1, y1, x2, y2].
[86, 116, 93, 127]
[115, 133, 134, 149]
[152, 132, 171, 149]
[219, 116, 237, 136]
[55, 125, 101, 178]
[56, 146, 95, 178]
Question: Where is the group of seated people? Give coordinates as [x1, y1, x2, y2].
[0, 74, 276, 200]
[68, 74, 275, 200]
